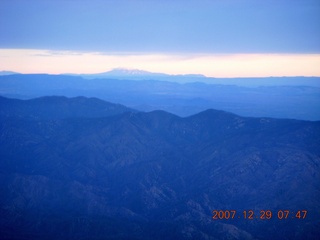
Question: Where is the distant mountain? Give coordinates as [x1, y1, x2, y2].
[0, 95, 135, 120]
[75, 68, 206, 80]
[0, 96, 319, 239]
[0, 70, 20, 76]
[66, 68, 320, 87]
[88, 68, 168, 78]
[1, 73, 319, 120]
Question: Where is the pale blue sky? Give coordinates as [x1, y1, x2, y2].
[0, 0, 320, 76]
[1, 0, 319, 53]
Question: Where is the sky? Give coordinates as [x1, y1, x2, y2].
[0, 0, 320, 77]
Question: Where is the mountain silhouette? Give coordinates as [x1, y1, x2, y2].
[1, 73, 319, 120]
[0, 95, 134, 120]
[0, 96, 319, 239]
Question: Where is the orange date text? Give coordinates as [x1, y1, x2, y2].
[212, 210, 307, 220]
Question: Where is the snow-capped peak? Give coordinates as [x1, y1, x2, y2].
[107, 68, 156, 76]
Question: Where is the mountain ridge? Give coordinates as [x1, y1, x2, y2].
[2, 69, 320, 86]
[0, 95, 135, 120]
[68, 67, 206, 80]
[1, 96, 319, 239]
[1, 74, 320, 120]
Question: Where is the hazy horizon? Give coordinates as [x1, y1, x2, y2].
[1, 0, 320, 78]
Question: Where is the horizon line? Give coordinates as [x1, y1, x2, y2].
[1, 69, 320, 79]
[1, 49, 320, 78]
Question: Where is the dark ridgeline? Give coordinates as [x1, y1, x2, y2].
[0, 95, 134, 120]
[1, 74, 320, 121]
[0, 96, 319, 239]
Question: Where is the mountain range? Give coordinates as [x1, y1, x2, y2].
[69, 68, 320, 86]
[0, 95, 133, 120]
[0, 96, 319, 239]
[72, 68, 205, 81]
[0, 73, 319, 120]
[3, 68, 320, 86]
